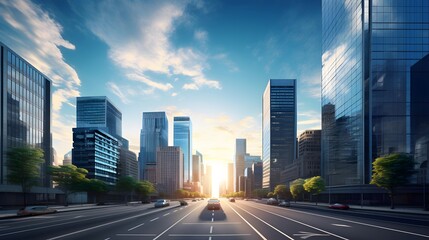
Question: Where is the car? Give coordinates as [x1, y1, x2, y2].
[192, 199, 197, 202]
[207, 198, 221, 210]
[154, 199, 170, 208]
[17, 206, 57, 216]
[179, 200, 188, 206]
[229, 198, 235, 202]
[278, 200, 291, 207]
[328, 203, 350, 210]
[266, 198, 278, 205]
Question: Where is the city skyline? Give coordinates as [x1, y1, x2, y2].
[0, 0, 322, 165]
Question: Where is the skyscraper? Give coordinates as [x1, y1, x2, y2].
[138, 112, 168, 181]
[234, 138, 246, 192]
[76, 96, 122, 138]
[227, 162, 234, 194]
[174, 116, 192, 183]
[321, 1, 429, 192]
[156, 146, 183, 197]
[262, 79, 297, 191]
[0, 42, 52, 188]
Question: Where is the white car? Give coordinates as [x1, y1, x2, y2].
[17, 206, 57, 216]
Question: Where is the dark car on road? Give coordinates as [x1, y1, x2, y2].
[266, 198, 278, 205]
[179, 200, 188, 206]
[229, 198, 235, 202]
[17, 206, 57, 216]
[329, 203, 350, 210]
[278, 200, 291, 207]
[154, 199, 170, 208]
[207, 198, 221, 210]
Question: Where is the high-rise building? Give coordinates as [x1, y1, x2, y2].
[72, 128, 119, 185]
[119, 148, 138, 180]
[174, 116, 192, 183]
[76, 96, 122, 138]
[204, 165, 212, 197]
[252, 162, 263, 190]
[227, 162, 234, 194]
[63, 151, 72, 165]
[138, 112, 168, 181]
[0, 42, 52, 188]
[192, 154, 201, 183]
[245, 154, 262, 169]
[156, 146, 183, 197]
[298, 130, 321, 179]
[321, 1, 429, 193]
[234, 139, 246, 192]
[262, 79, 297, 190]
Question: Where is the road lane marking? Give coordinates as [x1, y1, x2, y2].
[128, 223, 144, 231]
[163, 213, 170, 216]
[179, 208, 183, 210]
[173, 210, 178, 212]
[168, 234, 252, 237]
[210, 226, 213, 233]
[211, 217, 214, 222]
[212, 213, 214, 216]
[226, 203, 268, 240]
[230, 203, 294, 240]
[332, 224, 351, 228]
[116, 233, 156, 237]
[241, 205, 348, 240]
[262, 205, 429, 238]
[293, 231, 330, 239]
[182, 222, 241, 225]
[42, 207, 176, 240]
[153, 203, 203, 240]
[104, 238, 110, 240]
[73, 216, 83, 219]
[150, 217, 159, 222]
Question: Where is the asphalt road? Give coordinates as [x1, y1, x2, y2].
[0, 199, 428, 240]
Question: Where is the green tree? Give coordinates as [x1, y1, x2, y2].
[370, 153, 415, 209]
[290, 178, 305, 201]
[49, 165, 88, 206]
[136, 180, 155, 201]
[7, 146, 44, 206]
[303, 176, 325, 205]
[252, 188, 269, 199]
[85, 179, 108, 203]
[267, 192, 274, 198]
[116, 176, 137, 202]
[274, 184, 291, 199]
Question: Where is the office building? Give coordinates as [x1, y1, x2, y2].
[252, 162, 263, 190]
[119, 148, 138, 180]
[235, 139, 246, 192]
[298, 130, 321, 179]
[63, 151, 72, 165]
[245, 154, 262, 169]
[72, 128, 119, 185]
[321, 1, 429, 199]
[0, 42, 52, 188]
[156, 146, 183, 197]
[76, 96, 122, 138]
[227, 162, 234, 193]
[262, 79, 297, 190]
[138, 112, 168, 182]
[174, 117, 192, 183]
[192, 154, 201, 183]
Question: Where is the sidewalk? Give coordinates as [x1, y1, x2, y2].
[0, 203, 119, 219]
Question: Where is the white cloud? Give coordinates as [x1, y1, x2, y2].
[0, 0, 81, 157]
[84, 1, 220, 92]
[212, 53, 239, 72]
[107, 82, 130, 104]
[194, 29, 208, 44]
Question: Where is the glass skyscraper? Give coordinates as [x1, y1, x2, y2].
[235, 138, 246, 192]
[76, 96, 122, 138]
[322, 0, 429, 188]
[262, 79, 297, 190]
[138, 112, 168, 181]
[174, 116, 192, 183]
[0, 42, 52, 187]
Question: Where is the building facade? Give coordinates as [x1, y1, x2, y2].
[174, 117, 192, 183]
[298, 130, 321, 179]
[138, 112, 168, 181]
[252, 162, 263, 190]
[156, 146, 183, 197]
[72, 128, 119, 185]
[119, 148, 138, 180]
[63, 151, 72, 165]
[76, 96, 122, 138]
[0, 42, 52, 187]
[235, 138, 246, 192]
[262, 79, 297, 190]
[245, 154, 262, 169]
[227, 162, 234, 194]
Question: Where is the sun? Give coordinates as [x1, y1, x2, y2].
[211, 163, 227, 198]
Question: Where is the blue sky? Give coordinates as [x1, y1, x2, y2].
[0, 0, 322, 165]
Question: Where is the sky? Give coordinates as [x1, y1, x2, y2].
[0, 0, 322, 167]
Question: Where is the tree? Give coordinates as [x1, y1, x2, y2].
[49, 165, 88, 206]
[267, 192, 274, 198]
[85, 179, 108, 203]
[136, 180, 155, 201]
[253, 188, 269, 199]
[7, 146, 44, 206]
[116, 176, 137, 202]
[303, 176, 325, 205]
[274, 184, 291, 199]
[290, 178, 305, 201]
[370, 153, 415, 209]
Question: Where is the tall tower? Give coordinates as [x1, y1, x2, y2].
[234, 139, 246, 192]
[174, 116, 192, 183]
[156, 146, 183, 197]
[138, 112, 168, 182]
[262, 79, 297, 191]
[0, 42, 52, 187]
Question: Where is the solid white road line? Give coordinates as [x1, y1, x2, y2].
[230, 203, 294, 240]
[261, 204, 429, 238]
[127, 223, 144, 231]
[226, 202, 268, 240]
[152, 204, 203, 240]
[242, 204, 348, 240]
[332, 224, 351, 228]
